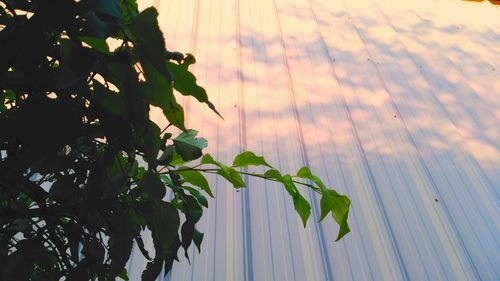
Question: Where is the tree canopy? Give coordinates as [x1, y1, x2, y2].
[0, 0, 351, 280]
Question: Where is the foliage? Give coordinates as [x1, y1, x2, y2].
[0, 0, 351, 280]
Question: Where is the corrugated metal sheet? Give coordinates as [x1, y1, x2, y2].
[130, 0, 500, 280]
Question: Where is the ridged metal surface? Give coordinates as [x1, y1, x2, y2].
[130, 0, 500, 280]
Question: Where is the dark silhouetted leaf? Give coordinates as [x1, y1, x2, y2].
[135, 236, 151, 260]
[93, 79, 127, 117]
[158, 145, 175, 165]
[141, 245, 163, 281]
[180, 221, 194, 262]
[173, 130, 207, 161]
[109, 211, 136, 278]
[140, 121, 162, 164]
[167, 60, 221, 117]
[151, 202, 180, 251]
[141, 171, 166, 201]
[118, 0, 138, 24]
[81, 11, 109, 38]
[192, 228, 204, 252]
[130, 7, 171, 80]
[142, 61, 185, 130]
[184, 186, 208, 207]
[82, 239, 105, 265]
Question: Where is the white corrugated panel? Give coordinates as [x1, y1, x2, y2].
[130, 0, 500, 280]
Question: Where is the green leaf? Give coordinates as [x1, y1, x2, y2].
[200, 153, 218, 165]
[293, 193, 311, 227]
[180, 221, 195, 262]
[118, 0, 138, 24]
[264, 169, 310, 225]
[264, 169, 282, 180]
[140, 121, 162, 164]
[264, 169, 298, 197]
[232, 151, 272, 168]
[320, 189, 351, 241]
[129, 7, 171, 81]
[80, 36, 110, 53]
[140, 171, 166, 201]
[281, 175, 300, 196]
[109, 211, 136, 278]
[118, 268, 129, 281]
[159, 174, 174, 188]
[141, 245, 163, 281]
[103, 63, 149, 123]
[177, 193, 203, 260]
[183, 186, 208, 208]
[134, 236, 151, 260]
[170, 151, 187, 166]
[103, 153, 129, 196]
[178, 169, 213, 197]
[201, 154, 245, 188]
[4, 89, 15, 100]
[150, 202, 180, 251]
[142, 61, 185, 130]
[158, 145, 175, 165]
[167, 60, 221, 117]
[173, 130, 207, 161]
[296, 166, 327, 191]
[181, 193, 203, 223]
[296, 167, 350, 240]
[93, 79, 127, 116]
[58, 39, 96, 88]
[219, 168, 246, 188]
[81, 11, 109, 38]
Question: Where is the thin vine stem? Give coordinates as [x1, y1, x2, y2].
[167, 167, 321, 194]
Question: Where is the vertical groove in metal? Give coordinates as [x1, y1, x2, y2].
[183, 0, 202, 126]
[270, 1, 335, 280]
[235, 1, 254, 280]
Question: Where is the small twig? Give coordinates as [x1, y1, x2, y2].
[160, 123, 172, 135]
[87, 72, 97, 84]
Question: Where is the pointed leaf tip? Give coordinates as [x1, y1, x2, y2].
[293, 193, 311, 227]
